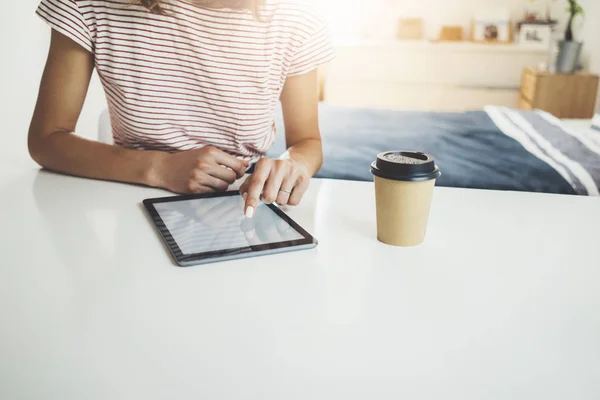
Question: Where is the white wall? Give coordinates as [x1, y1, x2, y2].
[320, 0, 567, 40]
[1, 0, 106, 167]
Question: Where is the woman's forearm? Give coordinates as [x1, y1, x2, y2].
[28, 131, 165, 186]
[286, 138, 323, 176]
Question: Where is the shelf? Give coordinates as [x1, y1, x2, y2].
[333, 39, 549, 53]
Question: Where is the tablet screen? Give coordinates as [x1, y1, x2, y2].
[154, 195, 304, 255]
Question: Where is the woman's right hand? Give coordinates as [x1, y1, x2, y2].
[151, 146, 249, 194]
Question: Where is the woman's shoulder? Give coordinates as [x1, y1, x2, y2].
[73, 0, 148, 11]
[63, 0, 138, 14]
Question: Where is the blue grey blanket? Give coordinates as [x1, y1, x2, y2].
[268, 105, 600, 196]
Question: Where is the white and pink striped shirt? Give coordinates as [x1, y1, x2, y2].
[37, 0, 334, 158]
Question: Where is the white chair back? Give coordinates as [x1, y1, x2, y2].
[98, 109, 113, 144]
[592, 113, 600, 131]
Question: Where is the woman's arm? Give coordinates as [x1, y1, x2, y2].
[29, 30, 246, 193]
[280, 68, 323, 176]
[240, 69, 323, 216]
[29, 29, 163, 185]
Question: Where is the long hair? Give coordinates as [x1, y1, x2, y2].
[136, 0, 264, 18]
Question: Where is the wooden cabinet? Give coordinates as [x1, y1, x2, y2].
[519, 68, 599, 118]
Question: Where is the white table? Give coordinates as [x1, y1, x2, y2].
[1, 169, 600, 400]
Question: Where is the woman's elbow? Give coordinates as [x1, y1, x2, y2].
[28, 130, 51, 168]
[315, 149, 324, 172]
[315, 138, 324, 170]
[28, 134, 42, 165]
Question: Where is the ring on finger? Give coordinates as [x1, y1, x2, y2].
[279, 188, 293, 194]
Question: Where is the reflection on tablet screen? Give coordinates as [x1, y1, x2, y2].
[154, 196, 304, 255]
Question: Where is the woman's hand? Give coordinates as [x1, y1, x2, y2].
[152, 146, 248, 194]
[239, 157, 311, 218]
[237, 69, 323, 218]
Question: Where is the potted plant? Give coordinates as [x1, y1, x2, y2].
[556, 0, 585, 73]
[530, 0, 584, 73]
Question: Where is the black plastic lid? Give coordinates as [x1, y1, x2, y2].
[371, 151, 441, 182]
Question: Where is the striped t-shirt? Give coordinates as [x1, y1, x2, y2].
[36, 0, 334, 158]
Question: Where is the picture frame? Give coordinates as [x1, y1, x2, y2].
[518, 23, 552, 48]
[472, 9, 512, 43]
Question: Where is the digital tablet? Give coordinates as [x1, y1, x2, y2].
[143, 191, 318, 267]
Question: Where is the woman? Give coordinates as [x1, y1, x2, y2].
[29, 0, 333, 218]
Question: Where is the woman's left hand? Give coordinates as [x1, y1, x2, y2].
[239, 157, 311, 218]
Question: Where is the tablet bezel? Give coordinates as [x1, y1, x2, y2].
[143, 191, 317, 266]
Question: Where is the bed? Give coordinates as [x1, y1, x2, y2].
[98, 106, 600, 196]
[269, 105, 600, 196]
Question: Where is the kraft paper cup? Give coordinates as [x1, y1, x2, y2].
[371, 151, 441, 247]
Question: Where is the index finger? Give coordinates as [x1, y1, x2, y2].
[244, 162, 272, 218]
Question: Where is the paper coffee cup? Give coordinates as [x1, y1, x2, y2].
[371, 151, 441, 247]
